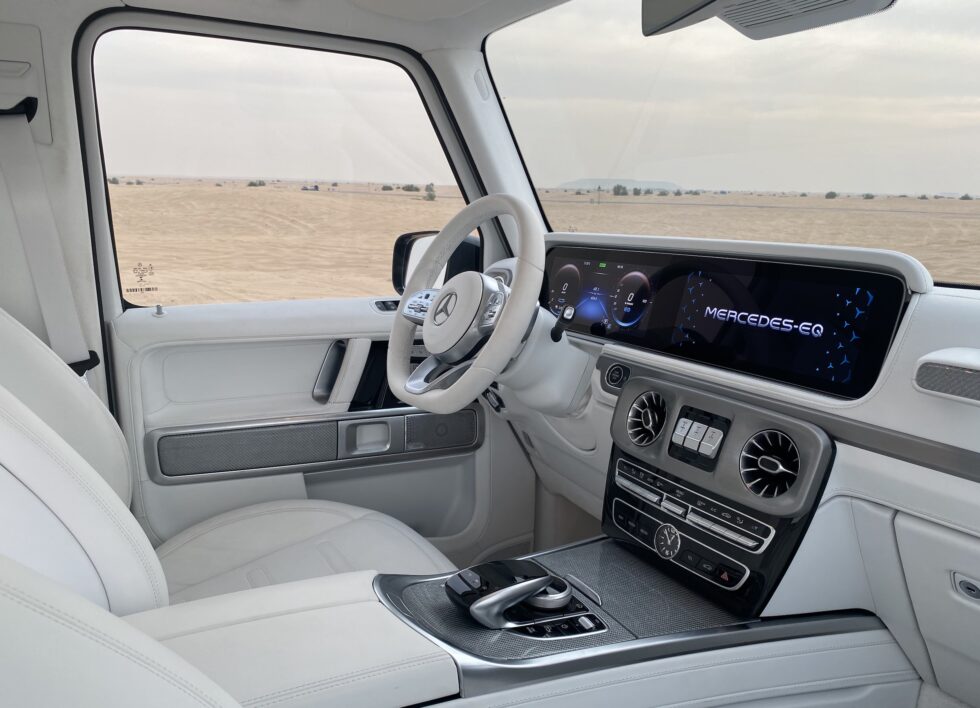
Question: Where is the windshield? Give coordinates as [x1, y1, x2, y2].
[487, 0, 980, 286]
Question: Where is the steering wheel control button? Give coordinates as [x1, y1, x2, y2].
[671, 417, 693, 445]
[698, 427, 725, 458]
[604, 363, 630, 388]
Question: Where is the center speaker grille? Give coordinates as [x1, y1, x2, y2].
[626, 391, 667, 447]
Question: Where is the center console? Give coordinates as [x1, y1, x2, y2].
[375, 356, 874, 697]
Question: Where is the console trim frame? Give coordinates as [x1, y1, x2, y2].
[375, 539, 885, 697]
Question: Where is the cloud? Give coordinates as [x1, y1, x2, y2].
[488, 0, 980, 193]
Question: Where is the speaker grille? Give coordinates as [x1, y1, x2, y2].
[157, 421, 338, 477]
[405, 410, 478, 451]
[916, 363, 980, 403]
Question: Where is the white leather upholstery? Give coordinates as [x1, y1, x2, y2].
[128, 571, 460, 707]
[0, 383, 169, 614]
[0, 555, 238, 708]
[0, 304, 454, 609]
[0, 307, 131, 501]
[157, 500, 455, 604]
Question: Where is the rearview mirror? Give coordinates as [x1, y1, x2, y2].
[643, 0, 897, 40]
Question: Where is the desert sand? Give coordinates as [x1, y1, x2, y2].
[108, 179, 980, 306]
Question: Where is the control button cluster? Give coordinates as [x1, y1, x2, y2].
[402, 289, 440, 325]
[612, 498, 749, 590]
[511, 613, 607, 639]
[615, 459, 773, 553]
[668, 406, 731, 471]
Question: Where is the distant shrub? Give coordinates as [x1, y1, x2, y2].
[215, 183, 223, 187]
[643, 188, 653, 195]
[331, 182, 338, 187]
[800, 192, 808, 197]
[918, 194, 929, 200]
[135, 179, 144, 186]
[961, 194, 974, 200]
[825, 191, 838, 199]
[247, 180, 266, 187]
[402, 184, 420, 192]
[657, 190, 669, 197]
[108, 177, 119, 185]
[674, 189, 683, 197]
[575, 190, 583, 195]
[632, 187, 642, 196]
[862, 193, 875, 200]
[612, 184, 628, 196]
[126, 181, 134, 186]
[424, 183, 436, 201]
[381, 185, 393, 191]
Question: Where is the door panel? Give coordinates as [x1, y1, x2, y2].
[110, 298, 535, 564]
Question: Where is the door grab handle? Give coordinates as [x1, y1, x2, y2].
[312, 340, 347, 403]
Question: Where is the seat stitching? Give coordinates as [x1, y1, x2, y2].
[146, 597, 381, 641]
[363, 512, 454, 569]
[157, 504, 363, 560]
[0, 584, 228, 707]
[0, 407, 166, 607]
[166, 524, 381, 598]
[241, 653, 449, 706]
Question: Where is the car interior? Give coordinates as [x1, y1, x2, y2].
[1, 0, 979, 706]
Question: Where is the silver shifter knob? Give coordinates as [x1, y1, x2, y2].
[469, 574, 552, 629]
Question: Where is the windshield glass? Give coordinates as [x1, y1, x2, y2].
[487, 0, 980, 286]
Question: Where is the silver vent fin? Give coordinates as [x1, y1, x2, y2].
[626, 391, 668, 447]
[740, 430, 800, 498]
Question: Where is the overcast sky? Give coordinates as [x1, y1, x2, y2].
[97, 0, 980, 194]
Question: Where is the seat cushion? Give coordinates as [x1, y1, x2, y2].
[156, 499, 455, 604]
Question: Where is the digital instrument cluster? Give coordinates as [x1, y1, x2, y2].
[545, 246, 907, 398]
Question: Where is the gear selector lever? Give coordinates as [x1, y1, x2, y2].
[445, 559, 571, 629]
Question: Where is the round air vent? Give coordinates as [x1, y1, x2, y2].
[740, 430, 800, 498]
[626, 391, 667, 447]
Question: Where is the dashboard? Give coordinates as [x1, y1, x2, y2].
[544, 246, 909, 399]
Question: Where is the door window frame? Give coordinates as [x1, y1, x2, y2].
[74, 9, 501, 315]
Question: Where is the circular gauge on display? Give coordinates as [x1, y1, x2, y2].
[549, 264, 582, 315]
[610, 271, 652, 327]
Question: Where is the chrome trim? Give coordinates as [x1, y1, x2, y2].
[469, 575, 553, 629]
[374, 570, 885, 697]
[615, 458, 775, 554]
[145, 404, 485, 485]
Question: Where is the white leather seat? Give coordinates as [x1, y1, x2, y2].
[0, 307, 453, 613]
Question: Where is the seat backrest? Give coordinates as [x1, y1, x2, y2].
[0, 375, 167, 614]
[0, 555, 237, 707]
[0, 306, 131, 502]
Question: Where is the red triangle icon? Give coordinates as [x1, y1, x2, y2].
[720, 571, 730, 582]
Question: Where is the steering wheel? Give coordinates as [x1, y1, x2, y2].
[387, 194, 545, 414]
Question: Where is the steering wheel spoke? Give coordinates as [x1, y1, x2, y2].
[405, 355, 474, 395]
[400, 288, 440, 326]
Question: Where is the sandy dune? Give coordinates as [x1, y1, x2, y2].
[108, 179, 979, 306]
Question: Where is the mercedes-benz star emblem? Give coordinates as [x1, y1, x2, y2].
[432, 292, 458, 325]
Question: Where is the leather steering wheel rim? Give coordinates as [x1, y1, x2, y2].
[386, 194, 545, 414]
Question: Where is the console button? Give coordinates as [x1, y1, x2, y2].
[671, 418, 693, 445]
[459, 568, 483, 590]
[613, 506, 631, 529]
[605, 364, 629, 388]
[715, 565, 745, 588]
[577, 615, 596, 632]
[684, 422, 708, 450]
[636, 517, 654, 543]
[661, 498, 687, 518]
[698, 427, 725, 458]
[687, 512, 714, 531]
[696, 558, 717, 575]
[679, 549, 701, 568]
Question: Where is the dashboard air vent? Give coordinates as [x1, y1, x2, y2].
[626, 391, 667, 447]
[740, 430, 800, 498]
